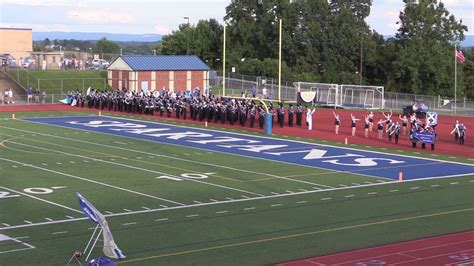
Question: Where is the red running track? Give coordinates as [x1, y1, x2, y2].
[276, 231, 474, 266]
[1, 104, 473, 158]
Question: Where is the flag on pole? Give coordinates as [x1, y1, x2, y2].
[456, 49, 465, 64]
[77, 193, 126, 260]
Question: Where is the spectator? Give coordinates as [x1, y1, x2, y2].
[27, 87, 33, 103]
[8, 88, 13, 104]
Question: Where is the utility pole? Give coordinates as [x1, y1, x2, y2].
[184, 17, 190, 55]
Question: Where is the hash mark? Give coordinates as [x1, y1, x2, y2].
[141, 207, 150, 210]
[52, 231, 68, 235]
[297, 201, 307, 204]
[321, 198, 331, 201]
[193, 201, 202, 204]
[244, 207, 256, 210]
[389, 190, 399, 192]
[431, 184, 440, 187]
[24, 220, 32, 224]
[2, 223, 11, 227]
[186, 214, 199, 218]
[160, 205, 168, 208]
[271, 204, 282, 207]
[45, 218, 53, 222]
[122, 222, 137, 226]
[155, 218, 168, 222]
[345, 195, 355, 198]
[123, 209, 132, 212]
[450, 182, 459, 185]
[216, 211, 228, 214]
[410, 187, 419, 190]
[65, 215, 74, 219]
[368, 192, 377, 195]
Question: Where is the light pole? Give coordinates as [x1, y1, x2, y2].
[183, 17, 190, 55]
[153, 49, 156, 56]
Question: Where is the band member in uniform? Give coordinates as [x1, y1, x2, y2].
[393, 121, 401, 144]
[399, 115, 408, 136]
[368, 111, 374, 132]
[382, 110, 393, 132]
[296, 104, 303, 126]
[377, 118, 384, 140]
[277, 104, 285, 128]
[350, 113, 360, 136]
[333, 111, 340, 134]
[459, 123, 466, 145]
[288, 104, 294, 127]
[364, 115, 370, 138]
[258, 105, 265, 129]
[306, 107, 316, 130]
[451, 120, 460, 141]
[249, 104, 256, 128]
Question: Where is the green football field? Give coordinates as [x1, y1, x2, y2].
[0, 111, 473, 265]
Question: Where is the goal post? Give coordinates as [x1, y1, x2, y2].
[294, 82, 340, 108]
[294, 82, 384, 110]
[340, 85, 384, 110]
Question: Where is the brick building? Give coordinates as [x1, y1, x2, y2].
[107, 55, 210, 92]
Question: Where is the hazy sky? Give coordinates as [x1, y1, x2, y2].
[0, 0, 472, 35]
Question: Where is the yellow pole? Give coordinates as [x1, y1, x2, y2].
[278, 19, 282, 103]
[223, 23, 226, 97]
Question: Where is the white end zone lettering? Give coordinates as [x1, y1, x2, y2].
[323, 158, 405, 167]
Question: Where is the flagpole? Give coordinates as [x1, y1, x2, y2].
[278, 19, 282, 103]
[222, 23, 226, 97]
[454, 44, 457, 115]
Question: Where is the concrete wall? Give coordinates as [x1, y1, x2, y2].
[0, 28, 33, 63]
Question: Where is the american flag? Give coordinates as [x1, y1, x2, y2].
[456, 49, 465, 64]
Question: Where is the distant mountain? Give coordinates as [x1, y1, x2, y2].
[33, 32, 162, 42]
[383, 35, 474, 48]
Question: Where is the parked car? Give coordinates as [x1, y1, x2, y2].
[89, 59, 109, 70]
[22, 57, 35, 69]
[0, 54, 17, 68]
[403, 100, 429, 118]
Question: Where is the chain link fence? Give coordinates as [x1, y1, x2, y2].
[3, 69, 473, 115]
[210, 72, 473, 116]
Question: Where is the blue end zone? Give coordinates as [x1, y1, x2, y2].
[24, 116, 474, 181]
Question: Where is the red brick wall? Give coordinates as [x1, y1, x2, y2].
[121, 71, 129, 90]
[156, 71, 169, 90]
[191, 71, 204, 90]
[174, 71, 187, 91]
[111, 70, 119, 89]
[137, 71, 152, 91]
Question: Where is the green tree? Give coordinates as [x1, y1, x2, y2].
[462, 49, 474, 98]
[388, 0, 467, 96]
[92, 37, 120, 56]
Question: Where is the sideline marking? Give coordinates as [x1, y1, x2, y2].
[0, 157, 185, 206]
[4, 140, 264, 197]
[120, 208, 474, 264]
[0, 186, 81, 214]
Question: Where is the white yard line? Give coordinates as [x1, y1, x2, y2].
[52, 231, 68, 235]
[0, 125, 339, 188]
[1, 176, 470, 232]
[0, 186, 82, 214]
[5, 140, 265, 197]
[0, 157, 185, 206]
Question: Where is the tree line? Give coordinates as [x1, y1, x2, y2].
[160, 0, 472, 98]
